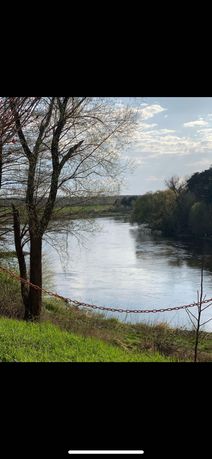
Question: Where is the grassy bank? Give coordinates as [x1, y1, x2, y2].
[0, 270, 212, 361]
[52, 204, 131, 219]
[42, 298, 212, 362]
[0, 318, 170, 362]
[0, 270, 170, 362]
[0, 204, 131, 225]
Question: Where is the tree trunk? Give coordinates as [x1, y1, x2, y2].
[27, 235, 42, 320]
[0, 140, 2, 189]
[12, 205, 29, 314]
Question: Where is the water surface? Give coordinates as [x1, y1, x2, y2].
[43, 217, 212, 330]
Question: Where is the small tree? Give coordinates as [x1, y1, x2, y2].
[1, 97, 135, 320]
[185, 259, 212, 362]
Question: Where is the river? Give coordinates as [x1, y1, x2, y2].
[42, 216, 212, 331]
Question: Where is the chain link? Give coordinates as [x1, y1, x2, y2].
[1, 265, 212, 314]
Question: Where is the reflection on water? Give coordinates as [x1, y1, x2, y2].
[42, 217, 212, 330]
[2, 217, 212, 329]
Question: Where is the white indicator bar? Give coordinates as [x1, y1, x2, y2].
[68, 451, 144, 455]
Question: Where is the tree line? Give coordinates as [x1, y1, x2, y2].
[132, 167, 212, 238]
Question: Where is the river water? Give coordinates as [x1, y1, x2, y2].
[42, 216, 212, 331]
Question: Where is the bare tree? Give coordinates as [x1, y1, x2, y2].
[1, 97, 135, 320]
[0, 97, 41, 188]
[0, 98, 42, 251]
[165, 175, 185, 197]
[185, 258, 212, 362]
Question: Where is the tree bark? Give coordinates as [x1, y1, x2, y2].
[27, 235, 42, 320]
[0, 140, 2, 189]
[12, 205, 29, 315]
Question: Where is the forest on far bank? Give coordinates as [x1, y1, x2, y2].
[132, 166, 212, 238]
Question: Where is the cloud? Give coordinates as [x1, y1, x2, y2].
[183, 120, 209, 128]
[120, 100, 212, 194]
[140, 122, 158, 130]
[131, 128, 211, 158]
[139, 104, 167, 120]
[129, 106, 212, 159]
[196, 128, 212, 140]
[159, 129, 176, 134]
[146, 138, 200, 156]
[197, 128, 212, 132]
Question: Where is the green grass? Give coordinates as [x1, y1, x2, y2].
[1, 269, 212, 361]
[0, 203, 127, 224]
[0, 317, 170, 362]
[53, 204, 112, 217]
[51, 204, 129, 219]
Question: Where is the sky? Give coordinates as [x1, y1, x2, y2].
[121, 97, 212, 195]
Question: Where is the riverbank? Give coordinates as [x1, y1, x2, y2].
[0, 203, 132, 223]
[0, 270, 212, 361]
[51, 204, 132, 219]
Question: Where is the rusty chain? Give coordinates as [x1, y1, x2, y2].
[1, 265, 212, 314]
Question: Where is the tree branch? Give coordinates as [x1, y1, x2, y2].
[59, 140, 84, 171]
[9, 98, 32, 158]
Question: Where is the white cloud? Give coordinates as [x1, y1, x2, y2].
[140, 123, 158, 130]
[159, 129, 176, 134]
[132, 126, 209, 158]
[183, 120, 209, 128]
[144, 137, 200, 156]
[197, 128, 212, 132]
[139, 104, 167, 120]
[195, 128, 212, 143]
[129, 106, 212, 159]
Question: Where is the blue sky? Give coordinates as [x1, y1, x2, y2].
[121, 97, 212, 194]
